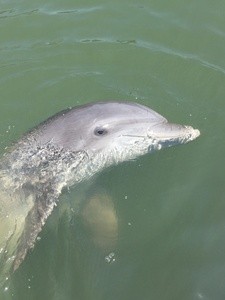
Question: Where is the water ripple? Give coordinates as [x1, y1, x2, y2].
[135, 39, 225, 75]
[0, 6, 101, 19]
[0, 8, 38, 19]
[1, 34, 224, 77]
[37, 6, 102, 16]
[78, 38, 225, 75]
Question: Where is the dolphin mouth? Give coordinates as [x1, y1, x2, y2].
[147, 122, 200, 149]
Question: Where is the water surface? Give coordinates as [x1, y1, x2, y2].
[1, 0, 225, 299]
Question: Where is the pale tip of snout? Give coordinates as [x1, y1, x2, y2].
[184, 126, 200, 142]
[147, 123, 200, 146]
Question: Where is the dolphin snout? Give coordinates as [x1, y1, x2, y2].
[148, 122, 200, 144]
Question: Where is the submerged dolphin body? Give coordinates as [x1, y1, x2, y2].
[0, 101, 200, 282]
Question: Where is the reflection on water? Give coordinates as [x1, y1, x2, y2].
[80, 187, 118, 252]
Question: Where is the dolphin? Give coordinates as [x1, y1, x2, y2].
[0, 101, 200, 284]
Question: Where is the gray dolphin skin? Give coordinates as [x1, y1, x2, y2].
[0, 101, 200, 284]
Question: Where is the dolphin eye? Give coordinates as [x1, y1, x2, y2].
[94, 127, 108, 136]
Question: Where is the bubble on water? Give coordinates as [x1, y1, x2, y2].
[105, 252, 116, 263]
[196, 292, 204, 299]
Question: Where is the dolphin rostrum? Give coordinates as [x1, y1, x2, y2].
[0, 101, 200, 283]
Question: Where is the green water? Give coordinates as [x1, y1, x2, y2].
[0, 0, 225, 299]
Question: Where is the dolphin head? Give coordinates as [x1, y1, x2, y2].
[0, 101, 200, 278]
[35, 101, 200, 166]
